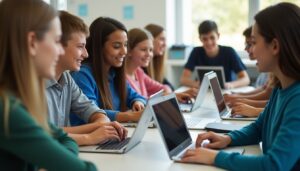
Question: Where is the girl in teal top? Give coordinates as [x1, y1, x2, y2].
[0, 0, 96, 170]
[180, 2, 300, 171]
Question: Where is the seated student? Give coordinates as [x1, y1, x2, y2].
[46, 11, 127, 146]
[125, 28, 195, 102]
[0, 0, 96, 170]
[71, 17, 146, 123]
[144, 24, 175, 90]
[180, 20, 250, 89]
[181, 3, 300, 170]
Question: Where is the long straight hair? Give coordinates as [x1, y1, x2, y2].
[84, 17, 127, 111]
[0, 0, 57, 135]
[144, 24, 165, 83]
[255, 2, 300, 82]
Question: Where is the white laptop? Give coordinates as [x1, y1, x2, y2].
[179, 71, 210, 113]
[122, 89, 164, 128]
[196, 66, 226, 89]
[207, 72, 256, 121]
[148, 93, 245, 161]
[79, 103, 153, 153]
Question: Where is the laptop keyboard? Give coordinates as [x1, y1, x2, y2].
[96, 138, 131, 150]
[185, 118, 202, 127]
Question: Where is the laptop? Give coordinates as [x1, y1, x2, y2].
[207, 72, 256, 121]
[79, 102, 153, 153]
[122, 89, 164, 128]
[148, 93, 245, 161]
[179, 71, 210, 113]
[196, 66, 226, 89]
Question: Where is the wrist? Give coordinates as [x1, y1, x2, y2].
[224, 135, 232, 146]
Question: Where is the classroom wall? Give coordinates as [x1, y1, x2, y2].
[67, 0, 175, 44]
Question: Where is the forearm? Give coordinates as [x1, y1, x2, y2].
[89, 112, 110, 123]
[242, 99, 267, 108]
[63, 123, 99, 134]
[230, 77, 250, 88]
[67, 133, 90, 146]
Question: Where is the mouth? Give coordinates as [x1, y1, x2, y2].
[116, 57, 124, 63]
[76, 59, 83, 65]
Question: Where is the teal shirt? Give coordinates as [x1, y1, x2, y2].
[0, 95, 97, 171]
[215, 81, 300, 171]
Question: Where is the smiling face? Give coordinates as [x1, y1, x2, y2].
[59, 32, 88, 71]
[251, 23, 278, 73]
[129, 39, 153, 67]
[153, 31, 166, 56]
[32, 17, 64, 79]
[103, 30, 128, 69]
[199, 31, 219, 55]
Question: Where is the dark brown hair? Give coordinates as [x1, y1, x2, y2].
[255, 2, 300, 82]
[84, 17, 127, 111]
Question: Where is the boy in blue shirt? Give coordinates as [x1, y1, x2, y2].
[180, 20, 250, 89]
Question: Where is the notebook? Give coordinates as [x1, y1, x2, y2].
[196, 66, 226, 89]
[207, 71, 256, 121]
[148, 93, 245, 161]
[179, 71, 210, 113]
[79, 102, 153, 153]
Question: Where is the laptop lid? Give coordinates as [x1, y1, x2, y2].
[148, 93, 193, 159]
[206, 72, 229, 116]
[195, 66, 226, 89]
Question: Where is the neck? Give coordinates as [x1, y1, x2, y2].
[55, 64, 64, 81]
[126, 60, 138, 77]
[206, 46, 219, 57]
[273, 68, 296, 89]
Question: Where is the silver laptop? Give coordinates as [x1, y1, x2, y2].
[196, 66, 226, 89]
[179, 72, 210, 113]
[148, 93, 245, 161]
[207, 72, 256, 121]
[79, 103, 153, 153]
[122, 89, 164, 128]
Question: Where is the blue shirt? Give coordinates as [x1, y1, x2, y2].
[184, 45, 246, 82]
[71, 64, 146, 122]
[215, 81, 300, 171]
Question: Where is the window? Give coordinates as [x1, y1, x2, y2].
[191, 0, 248, 51]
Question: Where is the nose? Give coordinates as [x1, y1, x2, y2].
[121, 45, 127, 56]
[82, 47, 88, 59]
[59, 43, 65, 56]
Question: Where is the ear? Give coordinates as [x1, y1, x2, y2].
[216, 32, 220, 39]
[27, 31, 38, 57]
[271, 38, 280, 55]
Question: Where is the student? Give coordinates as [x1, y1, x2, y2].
[180, 20, 250, 89]
[0, 0, 96, 170]
[125, 28, 194, 102]
[144, 23, 175, 90]
[72, 17, 146, 123]
[181, 3, 300, 170]
[46, 11, 127, 146]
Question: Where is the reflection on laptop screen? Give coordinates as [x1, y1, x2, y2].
[196, 66, 225, 88]
[152, 98, 190, 152]
[210, 77, 226, 113]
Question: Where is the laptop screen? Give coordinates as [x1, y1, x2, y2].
[209, 76, 227, 113]
[196, 67, 225, 88]
[152, 97, 190, 152]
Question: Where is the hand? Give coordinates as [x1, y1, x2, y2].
[181, 147, 218, 165]
[182, 88, 199, 98]
[231, 103, 262, 117]
[109, 121, 128, 140]
[86, 124, 121, 145]
[175, 92, 192, 103]
[132, 101, 145, 111]
[196, 132, 231, 149]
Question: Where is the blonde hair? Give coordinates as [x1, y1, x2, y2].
[145, 24, 165, 83]
[0, 0, 57, 135]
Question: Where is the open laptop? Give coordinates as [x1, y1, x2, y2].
[179, 72, 210, 113]
[148, 93, 245, 161]
[122, 89, 164, 128]
[196, 66, 226, 89]
[207, 72, 256, 121]
[79, 102, 153, 153]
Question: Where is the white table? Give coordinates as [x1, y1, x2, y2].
[80, 91, 261, 171]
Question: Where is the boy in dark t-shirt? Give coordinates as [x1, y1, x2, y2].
[180, 20, 250, 89]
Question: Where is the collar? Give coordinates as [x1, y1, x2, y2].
[46, 72, 68, 89]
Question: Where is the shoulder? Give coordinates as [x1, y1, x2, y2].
[219, 45, 236, 54]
